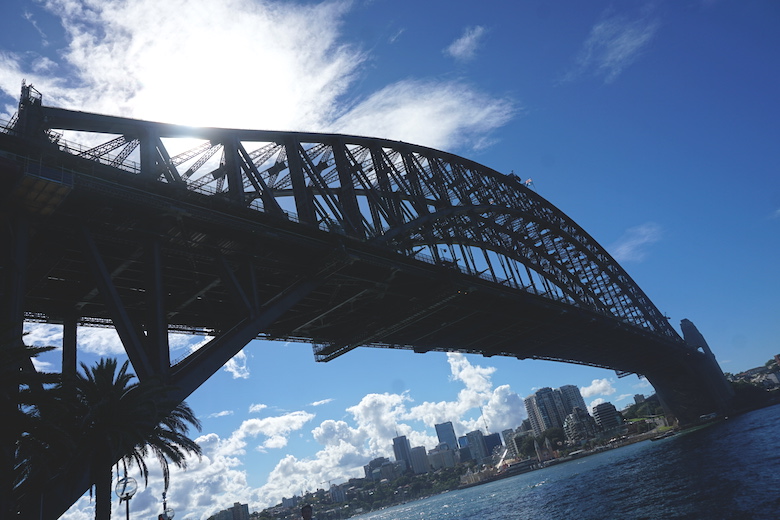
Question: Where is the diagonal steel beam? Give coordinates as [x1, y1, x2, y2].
[169, 267, 340, 402]
[79, 226, 154, 380]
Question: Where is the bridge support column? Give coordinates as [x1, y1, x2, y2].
[645, 349, 733, 427]
[62, 313, 78, 378]
[144, 237, 170, 382]
[1, 215, 30, 518]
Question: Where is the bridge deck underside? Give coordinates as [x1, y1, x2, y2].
[0, 142, 682, 379]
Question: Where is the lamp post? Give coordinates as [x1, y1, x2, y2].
[161, 491, 175, 519]
[114, 476, 137, 520]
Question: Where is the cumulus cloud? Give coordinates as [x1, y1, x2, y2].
[247, 354, 527, 504]
[609, 222, 662, 262]
[224, 350, 250, 379]
[580, 378, 616, 398]
[444, 25, 487, 62]
[57, 353, 529, 518]
[249, 403, 269, 413]
[565, 9, 660, 84]
[217, 411, 317, 457]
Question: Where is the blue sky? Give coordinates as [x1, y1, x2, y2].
[2, 0, 779, 518]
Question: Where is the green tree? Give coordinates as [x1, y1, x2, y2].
[0, 337, 70, 517]
[60, 359, 202, 520]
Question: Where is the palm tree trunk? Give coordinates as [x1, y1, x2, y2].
[94, 461, 113, 520]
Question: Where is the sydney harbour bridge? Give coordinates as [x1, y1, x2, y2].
[2, 84, 733, 518]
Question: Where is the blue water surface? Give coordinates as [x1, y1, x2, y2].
[353, 405, 780, 520]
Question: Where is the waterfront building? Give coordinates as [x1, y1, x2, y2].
[281, 496, 300, 509]
[380, 460, 399, 480]
[484, 432, 502, 459]
[525, 385, 587, 437]
[410, 446, 431, 474]
[559, 384, 587, 415]
[329, 483, 346, 503]
[435, 421, 458, 450]
[207, 502, 249, 520]
[533, 438, 555, 462]
[465, 430, 488, 463]
[593, 401, 622, 431]
[563, 407, 597, 444]
[428, 446, 456, 469]
[364, 456, 390, 480]
[501, 429, 517, 458]
[525, 387, 566, 436]
[392, 435, 413, 472]
[504, 427, 531, 458]
[457, 445, 473, 463]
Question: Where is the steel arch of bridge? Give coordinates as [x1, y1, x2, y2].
[10, 84, 678, 350]
[2, 85, 735, 520]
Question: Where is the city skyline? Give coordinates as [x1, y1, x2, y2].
[2, 0, 779, 519]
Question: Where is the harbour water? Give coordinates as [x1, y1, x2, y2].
[352, 405, 780, 520]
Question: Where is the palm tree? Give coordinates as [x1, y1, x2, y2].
[0, 336, 67, 517]
[62, 358, 202, 520]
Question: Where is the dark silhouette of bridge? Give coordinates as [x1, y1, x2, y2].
[1, 84, 732, 518]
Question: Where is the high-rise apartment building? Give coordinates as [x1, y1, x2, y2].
[525, 385, 587, 437]
[558, 384, 587, 415]
[465, 430, 488, 463]
[592, 402, 621, 431]
[483, 432, 502, 459]
[435, 421, 458, 450]
[524, 387, 565, 436]
[409, 446, 431, 474]
[392, 435, 412, 471]
[563, 407, 597, 443]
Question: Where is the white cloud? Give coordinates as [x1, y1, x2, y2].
[310, 398, 334, 407]
[249, 403, 268, 414]
[609, 222, 662, 262]
[224, 350, 250, 379]
[1, 0, 513, 154]
[580, 378, 616, 398]
[333, 79, 515, 151]
[23, 323, 62, 349]
[389, 28, 405, 44]
[71, 328, 126, 356]
[444, 26, 487, 62]
[207, 410, 234, 419]
[59, 353, 529, 518]
[217, 411, 317, 457]
[565, 10, 659, 84]
[23, 11, 49, 46]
